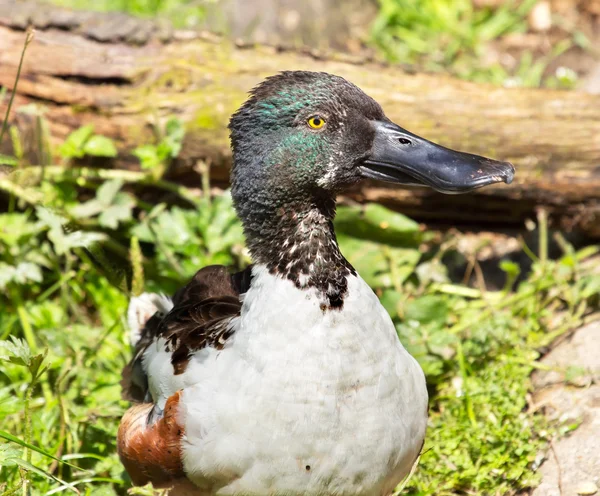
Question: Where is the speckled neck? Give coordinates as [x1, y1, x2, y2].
[236, 193, 355, 309]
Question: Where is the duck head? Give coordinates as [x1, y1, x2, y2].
[229, 71, 514, 291]
[229, 71, 514, 206]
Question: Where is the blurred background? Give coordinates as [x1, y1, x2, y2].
[48, 0, 600, 90]
[0, 1, 599, 495]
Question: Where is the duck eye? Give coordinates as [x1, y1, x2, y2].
[307, 116, 325, 130]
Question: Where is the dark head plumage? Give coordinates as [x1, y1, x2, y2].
[227, 71, 514, 282]
[229, 71, 514, 209]
[229, 71, 387, 202]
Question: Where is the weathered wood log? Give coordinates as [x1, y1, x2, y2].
[1, 1, 599, 236]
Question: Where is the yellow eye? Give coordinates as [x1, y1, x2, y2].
[307, 116, 325, 129]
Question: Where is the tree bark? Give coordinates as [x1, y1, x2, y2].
[1, 1, 599, 236]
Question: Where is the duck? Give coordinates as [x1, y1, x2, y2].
[117, 71, 515, 495]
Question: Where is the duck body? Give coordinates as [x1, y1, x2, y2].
[118, 71, 514, 495]
[178, 265, 427, 495]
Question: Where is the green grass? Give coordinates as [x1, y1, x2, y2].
[369, 0, 582, 88]
[41, 0, 584, 88]
[371, 0, 535, 71]
[1, 26, 600, 496]
[45, 0, 210, 28]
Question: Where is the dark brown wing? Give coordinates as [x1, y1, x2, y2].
[121, 265, 253, 402]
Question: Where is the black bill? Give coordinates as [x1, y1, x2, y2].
[361, 121, 515, 194]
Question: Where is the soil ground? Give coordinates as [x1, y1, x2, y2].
[531, 321, 600, 496]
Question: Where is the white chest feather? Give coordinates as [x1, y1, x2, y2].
[174, 266, 427, 495]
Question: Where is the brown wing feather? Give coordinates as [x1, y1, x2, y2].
[121, 265, 253, 402]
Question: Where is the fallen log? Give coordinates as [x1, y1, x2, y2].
[1, 1, 599, 236]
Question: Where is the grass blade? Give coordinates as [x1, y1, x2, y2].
[45, 478, 123, 495]
[9, 457, 79, 494]
[0, 29, 34, 145]
[0, 430, 85, 471]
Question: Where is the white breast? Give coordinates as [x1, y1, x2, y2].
[179, 265, 428, 495]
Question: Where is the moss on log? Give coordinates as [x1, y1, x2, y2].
[1, 0, 599, 236]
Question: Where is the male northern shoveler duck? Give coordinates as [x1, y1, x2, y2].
[117, 71, 514, 495]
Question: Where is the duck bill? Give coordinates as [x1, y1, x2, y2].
[360, 121, 515, 194]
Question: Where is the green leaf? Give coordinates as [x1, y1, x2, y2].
[0, 212, 44, 246]
[380, 289, 402, 319]
[404, 295, 449, 325]
[0, 338, 46, 378]
[36, 206, 66, 232]
[500, 260, 520, 277]
[83, 135, 117, 157]
[130, 220, 153, 242]
[96, 178, 124, 205]
[335, 204, 420, 246]
[337, 235, 390, 287]
[59, 125, 94, 159]
[0, 337, 33, 367]
[581, 275, 600, 299]
[98, 196, 134, 229]
[152, 208, 197, 247]
[133, 144, 161, 170]
[72, 181, 133, 226]
[362, 203, 419, 232]
[13, 261, 42, 285]
[0, 442, 21, 468]
[415, 259, 449, 285]
[163, 117, 185, 158]
[70, 199, 104, 219]
[0, 263, 16, 289]
[37, 206, 71, 254]
[62, 231, 106, 251]
[29, 300, 67, 329]
[0, 153, 18, 166]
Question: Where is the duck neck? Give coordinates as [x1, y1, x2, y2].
[237, 193, 355, 309]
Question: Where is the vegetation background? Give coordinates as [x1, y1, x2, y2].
[1, 0, 599, 495]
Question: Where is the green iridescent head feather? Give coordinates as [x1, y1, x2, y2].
[229, 72, 384, 208]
